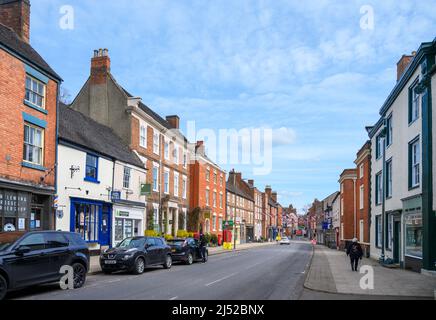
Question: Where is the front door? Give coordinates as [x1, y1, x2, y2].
[99, 205, 111, 247]
[393, 221, 401, 264]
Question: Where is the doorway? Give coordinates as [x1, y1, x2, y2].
[393, 220, 401, 264]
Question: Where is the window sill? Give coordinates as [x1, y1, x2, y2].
[408, 185, 420, 191]
[84, 177, 101, 184]
[24, 100, 48, 115]
[22, 161, 46, 172]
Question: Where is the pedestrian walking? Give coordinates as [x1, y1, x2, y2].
[199, 233, 207, 263]
[346, 238, 363, 271]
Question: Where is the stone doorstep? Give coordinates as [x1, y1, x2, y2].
[88, 242, 275, 275]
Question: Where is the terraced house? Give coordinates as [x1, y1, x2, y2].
[0, 0, 61, 233]
[368, 38, 436, 273]
[70, 49, 190, 237]
[189, 140, 226, 240]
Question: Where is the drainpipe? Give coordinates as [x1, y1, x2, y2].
[380, 120, 387, 264]
[353, 177, 357, 239]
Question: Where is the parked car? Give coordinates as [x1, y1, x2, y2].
[167, 238, 208, 265]
[0, 231, 90, 300]
[279, 236, 291, 245]
[100, 237, 172, 274]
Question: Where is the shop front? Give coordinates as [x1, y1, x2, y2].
[402, 195, 423, 272]
[0, 185, 54, 233]
[113, 204, 145, 246]
[70, 198, 112, 251]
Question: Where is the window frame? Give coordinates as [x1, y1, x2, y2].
[375, 171, 382, 206]
[84, 153, 99, 183]
[386, 113, 393, 147]
[409, 136, 420, 189]
[386, 158, 393, 199]
[23, 123, 44, 166]
[123, 166, 131, 189]
[139, 124, 147, 148]
[409, 78, 420, 124]
[25, 75, 46, 110]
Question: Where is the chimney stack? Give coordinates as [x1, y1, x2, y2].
[91, 48, 111, 85]
[272, 192, 278, 202]
[265, 185, 272, 197]
[248, 179, 254, 187]
[166, 115, 180, 129]
[0, 0, 30, 43]
[397, 51, 416, 81]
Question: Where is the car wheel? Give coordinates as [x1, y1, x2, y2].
[133, 257, 145, 275]
[163, 255, 172, 269]
[186, 253, 193, 265]
[72, 263, 87, 289]
[0, 275, 7, 301]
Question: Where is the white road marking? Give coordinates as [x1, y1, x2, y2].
[205, 273, 238, 287]
[170, 296, 178, 300]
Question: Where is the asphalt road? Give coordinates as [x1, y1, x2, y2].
[8, 242, 313, 300]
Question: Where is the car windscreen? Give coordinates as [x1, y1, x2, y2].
[116, 238, 145, 249]
[0, 232, 25, 251]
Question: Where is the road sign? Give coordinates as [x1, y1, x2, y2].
[223, 220, 234, 228]
[53, 195, 59, 209]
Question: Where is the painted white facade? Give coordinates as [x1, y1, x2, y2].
[56, 144, 114, 250]
[370, 65, 423, 264]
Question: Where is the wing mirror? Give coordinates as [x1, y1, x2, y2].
[15, 246, 31, 256]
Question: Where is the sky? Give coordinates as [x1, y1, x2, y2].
[29, 0, 436, 213]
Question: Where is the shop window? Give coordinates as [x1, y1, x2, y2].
[74, 203, 99, 242]
[30, 208, 42, 230]
[375, 215, 382, 248]
[115, 219, 124, 242]
[405, 214, 423, 258]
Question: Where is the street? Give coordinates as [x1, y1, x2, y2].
[8, 242, 313, 300]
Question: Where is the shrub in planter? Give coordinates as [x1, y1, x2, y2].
[204, 233, 212, 245]
[145, 230, 159, 237]
[177, 230, 189, 238]
[164, 234, 174, 241]
[210, 234, 218, 246]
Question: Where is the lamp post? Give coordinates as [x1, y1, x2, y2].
[379, 120, 387, 264]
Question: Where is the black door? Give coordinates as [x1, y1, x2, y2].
[8, 233, 50, 288]
[145, 238, 159, 265]
[44, 233, 71, 280]
[393, 221, 401, 264]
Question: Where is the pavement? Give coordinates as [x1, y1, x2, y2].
[304, 245, 436, 299]
[88, 241, 277, 274]
[9, 241, 313, 300]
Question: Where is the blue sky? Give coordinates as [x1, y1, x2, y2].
[30, 0, 436, 213]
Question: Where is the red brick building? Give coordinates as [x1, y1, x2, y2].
[354, 141, 371, 255]
[70, 49, 190, 236]
[0, 0, 61, 232]
[339, 169, 357, 249]
[189, 141, 226, 239]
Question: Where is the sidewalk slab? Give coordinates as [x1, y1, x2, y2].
[89, 241, 275, 275]
[305, 245, 436, 298]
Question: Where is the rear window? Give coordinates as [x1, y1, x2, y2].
[167, 240, 185, 246]
[67, 233, 88, 247]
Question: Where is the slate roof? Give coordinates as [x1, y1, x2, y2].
[58, 103, 144, 168]
[0, 23, 61, 81]
[226, 179, 254, 202]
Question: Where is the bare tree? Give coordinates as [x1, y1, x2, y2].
[59, 86, 72, 105]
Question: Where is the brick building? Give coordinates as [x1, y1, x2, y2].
[339, 169, 357, 249]
[247, 179, 263, 241]
[70, 49, 190, 237]
[226, 170, 254, 244]
[189, 141, 226, 239]
[0, 0, 61, 232]
[354, 141, 371, 256]
[263, 186, 279, 241]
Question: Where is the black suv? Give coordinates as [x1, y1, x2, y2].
[100, 237, 172, 274]
[0, 231, 90, 300]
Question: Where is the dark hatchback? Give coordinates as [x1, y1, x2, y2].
[167, 238, 208, 265]
[100, 237, 172, 275]
[0, 231, 90, 300]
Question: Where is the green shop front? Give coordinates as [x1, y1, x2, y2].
[402, 195, 423, 272]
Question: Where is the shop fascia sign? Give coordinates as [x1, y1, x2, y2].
[116, 211, 130, 217]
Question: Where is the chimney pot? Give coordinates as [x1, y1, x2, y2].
[90, 48, 111, 85]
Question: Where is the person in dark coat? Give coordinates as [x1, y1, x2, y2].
[199, 233, 207, 263]
[346, 238, 363, 271]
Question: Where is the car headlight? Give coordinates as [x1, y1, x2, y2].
[122, 254, 133, 260]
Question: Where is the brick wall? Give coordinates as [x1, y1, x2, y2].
[0, 49, 57, 188]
